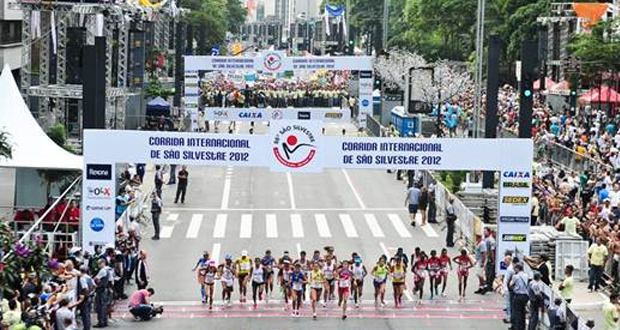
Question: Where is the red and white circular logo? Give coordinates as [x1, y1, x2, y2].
[272, 124, 317, 168]
[263, 52, 283, 72]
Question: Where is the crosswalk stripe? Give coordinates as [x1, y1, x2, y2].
[160, 225, 174, 238]
[314, 214, 332, 238]
[211, 243, 221, 263]
[240, 214, 252, 238]
[417, 215, 439, 238]
[213, 214, 227, 238]
[291, 214, 304, 238]
[339, 214, 358, 238]
[166, 213, 179, 221]
[388, 214, 412, 238]
[186, 214, 203, 239]
[265, 214, 278, 238]
[364, 214, 385, 238]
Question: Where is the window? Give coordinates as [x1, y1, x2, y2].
[0, 21, 22, 45]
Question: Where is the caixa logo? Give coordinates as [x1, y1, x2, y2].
[87, 186, 112, 199]
[239, 112, 263, 119]
[86, 164, 112, 180]
[502, 171, 530, 179]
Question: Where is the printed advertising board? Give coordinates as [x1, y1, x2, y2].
[203, 107, 351, 123]
[83, 125, 532, 272]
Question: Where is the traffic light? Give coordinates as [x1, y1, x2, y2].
[569, 87, 577, 109]
[374, 77, 382, 89]
[348, 39, 354, 55]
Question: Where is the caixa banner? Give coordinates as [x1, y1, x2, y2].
[203, 107, 351, 123]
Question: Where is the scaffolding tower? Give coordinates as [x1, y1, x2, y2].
[14, 0, 177, 137]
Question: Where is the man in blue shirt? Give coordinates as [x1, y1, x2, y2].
[115, 190, 132, 220]
[510, 263, 530, 330]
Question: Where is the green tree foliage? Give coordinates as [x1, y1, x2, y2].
[568, 18, 620, 78]
[183, 0, 246, 55]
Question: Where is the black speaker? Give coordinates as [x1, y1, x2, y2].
[519, 40, 537, 139]
[66, 27, 86, 84]
[82, 37, 106, 129]
[483, 35, 501, 189]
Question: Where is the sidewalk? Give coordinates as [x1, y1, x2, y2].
[554, 280, 608, 312]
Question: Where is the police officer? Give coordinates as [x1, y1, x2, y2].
[509, 263, 529, 330]
[151, 192, 163, 240]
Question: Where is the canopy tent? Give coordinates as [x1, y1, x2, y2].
[146, 96, 171, 117]
[572, 2, 609, 29]
[0, 65, 82, 170]
[578, 85, 620, 104]
[547, 80, 571, 96]
[534, 77, 555, 91]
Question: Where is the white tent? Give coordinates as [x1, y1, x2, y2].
[0, 64, 82, 170]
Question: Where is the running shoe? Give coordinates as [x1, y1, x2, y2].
[342, 315, 347, 320]
[313, 313, 317, 320]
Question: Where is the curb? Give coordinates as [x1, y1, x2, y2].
[570, 292, 608, 312]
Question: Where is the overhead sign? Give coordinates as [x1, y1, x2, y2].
[82, 126, 533, 270]
[184, 55, 373, 72]
[203, 107, 351, 123]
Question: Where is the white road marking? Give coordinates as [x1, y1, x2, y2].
[186, 214, 203, 239]
[296, 242, 302, 256]
[213, 214, 227, 238]
[341, 169, 366, 209]
[364, 214, 385, 238]
[291, 214, 304, 238]
[286, 172, 296, 209]
[240, 214, 252, 238]
[166, 213, 179, 221]
[417, 214, 439, 238]
[339, 214, 358, 238]
[265, 214, 278, 238]
[160, 226, 174, 238]
[166, 207, 404, 212]
[211, 243, 221, 263]
[379, 241, 413, 302]
[221, 167, 233, 209]
[150, 299, 478, 306]
[388, 214, 412, 238]
[314, 214, 332, 238]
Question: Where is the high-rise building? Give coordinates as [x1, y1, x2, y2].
[0, 0, 23, 83]
[275, 0, 293, 41]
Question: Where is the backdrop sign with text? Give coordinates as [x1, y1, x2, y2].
[82, 127, 532, 272]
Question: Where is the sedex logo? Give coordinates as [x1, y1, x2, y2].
[86, 164, 112, 180]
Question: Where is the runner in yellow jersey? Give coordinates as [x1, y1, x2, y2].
[309, 262, 325, 319]
[372, 255, 389, 308]
[390, 257, 407, 308]
[236, 250, 252, 303]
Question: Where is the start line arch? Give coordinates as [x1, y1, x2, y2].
[82, 120, 532, 274]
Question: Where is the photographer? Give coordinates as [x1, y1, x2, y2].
[128, 288, 162, 321]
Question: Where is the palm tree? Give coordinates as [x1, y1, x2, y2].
[0, 130, 12, 159]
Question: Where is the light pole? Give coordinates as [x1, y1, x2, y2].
[382, 0, 390, 49]
[472, 0, 485, 138]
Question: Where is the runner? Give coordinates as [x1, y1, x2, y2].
[427, 250, 441, 299]
[438, 248, 452, 297]
[412, 251, 429, 301]
[390, 257, 406, 308]
[322, 256, 336, 307]
[311, 250, 324, 265]
[453, 249, 474, 300]
[203, 260, 217, 309]
[309, 262, 325, 319]
[261, 250, 276, 300]
[191, 251, 210, 303]
[295, 251, 310, 302]
[336, 260, 352, 320]
[235, 250, 252, 303]
[290, 263, 306, 316]
[250, 257, 266, 309]
[278, 259, 293, 310]
[218, 254, 236, 307]
[324, 246, 338, 266]
[372, 255, 389, 308]
[351, 256, 367, 308]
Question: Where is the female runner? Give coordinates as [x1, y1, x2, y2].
[390, 257, 406, 308]
[309, 262, 325, 319]
[336, 260, 352, 320]
[218, 254, 236, 308]
[453, 249, 474, 300]
[372, 255, 389, 308]
[290, 263, 306, 316]
[438, 248, 452, 297]
[427, 250, 441, 299]
[203, 260, 217, 309]
[250, 257, 266, 309]
[412, 251, 428, 301]
[322, 257, 336, 306]
[351, 257, 367, 308]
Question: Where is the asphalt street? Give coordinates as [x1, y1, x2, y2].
[113, 122, 504, 330]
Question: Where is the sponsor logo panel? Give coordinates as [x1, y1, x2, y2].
[86, 164, 112, 180]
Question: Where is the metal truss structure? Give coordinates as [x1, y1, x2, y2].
[16, 0, 176, 131]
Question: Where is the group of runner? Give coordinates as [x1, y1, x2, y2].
[191, 246, 476, 319]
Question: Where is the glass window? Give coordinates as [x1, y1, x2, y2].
[0, 21, 22, 45]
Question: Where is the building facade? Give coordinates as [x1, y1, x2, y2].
[0, 0, 22, 82]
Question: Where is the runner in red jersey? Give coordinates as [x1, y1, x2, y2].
[437, 248, 452, 297]
[427, 250, 441, 299]
[452, 249, 474, 300]
[412, 252, 429, 301]
[336, 260, 352, 319]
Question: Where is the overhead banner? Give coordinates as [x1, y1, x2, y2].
[203, 107, 351, 123]
[82, 125, 532, 269]
[184, 54, 373, 73]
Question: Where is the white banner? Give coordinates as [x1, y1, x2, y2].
[358, 71, 373, 128]
[82, 163, 115, 253]
[203, 107, 351, 123]
[497, 170, 532, 273]
[82, 127, 532, 256]
[184, 54, 373, 73]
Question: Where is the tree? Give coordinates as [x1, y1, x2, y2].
[183, 0, 245, 55]
[568, 18, 620, 79]
[226, 0, 247, 34]
[0, 130, 12, 160]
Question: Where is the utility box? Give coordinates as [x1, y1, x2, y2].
[554, 239, 589, 281]
[390, 106, 419, 136]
